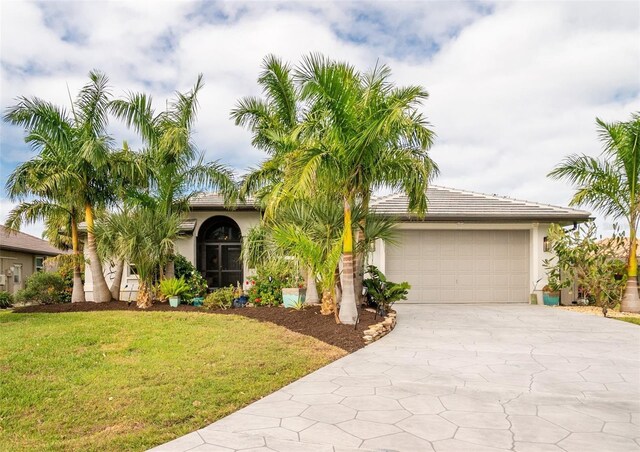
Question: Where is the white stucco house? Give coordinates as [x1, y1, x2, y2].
[85, 186, 591, 305]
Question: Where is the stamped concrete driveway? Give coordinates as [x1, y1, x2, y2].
[151, 305, 640, 452]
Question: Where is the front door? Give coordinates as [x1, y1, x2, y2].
[196, 216, 244, 290]
[202, 243, 243, 288]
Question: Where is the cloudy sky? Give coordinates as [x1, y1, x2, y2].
[1, 0, 639, 237]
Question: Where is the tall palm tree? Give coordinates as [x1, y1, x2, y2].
[549, 113, 640, 312]
[110, 75, 236, 278]
[231, 55, 302, 213]
[4, 71, 120, 303]
[111, 74, 236, 216]
[5, 197, 86, 303]
[289, 54, 437, 324]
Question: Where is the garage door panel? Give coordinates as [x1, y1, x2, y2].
[386, 229, 529, 304]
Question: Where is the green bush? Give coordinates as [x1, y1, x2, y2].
[363, 265, 410, 314]
[203, 286, 235, 309]
[173, 254, 208, 300]
[49, 254, 84, 303]
[0, 291, 13, 309]
[158, 278, 191, 299]
[246, 259, 301, 307]
[15, 272, 67, 305]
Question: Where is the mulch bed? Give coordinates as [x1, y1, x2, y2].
[12, 302, 381, 352]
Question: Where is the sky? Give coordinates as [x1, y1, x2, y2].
[1, 0, 639, 238]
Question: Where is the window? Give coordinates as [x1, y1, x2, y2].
[127, 264, 138, 277]
[13, 264, 22, 284]
[35, 256, 45, 272]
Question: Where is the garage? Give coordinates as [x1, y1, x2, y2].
[385, 229, 530, 303]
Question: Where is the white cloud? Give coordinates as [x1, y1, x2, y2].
[1, 0, 638, 239]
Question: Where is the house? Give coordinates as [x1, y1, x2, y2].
[0, 225, 65, 294]
[85, 186, 592, 304]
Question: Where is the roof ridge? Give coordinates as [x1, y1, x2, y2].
[428, 185, 591, 215]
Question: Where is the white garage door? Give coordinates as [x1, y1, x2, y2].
[385, 230, 530, 303]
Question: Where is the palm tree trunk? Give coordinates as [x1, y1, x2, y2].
[110, 260, 124, 301]
[165, 260, 175, 279]
[354, 193, 370, 309]
[339, 197, 358, 325]
[70, 217, 86, 303]
[621, 228, 640, 313]
[137, 280, 153, 309]
[85, 204, 111, 303]
[305, 268, 319, 304]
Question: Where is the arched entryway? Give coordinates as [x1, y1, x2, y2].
[197, 216, 243, 289]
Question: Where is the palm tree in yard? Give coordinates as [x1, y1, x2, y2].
[549, 113, 640, 312]
[5, 195, 86, 303]
[110, 74, 236, 277]
[288, 54, 437, 324]
[4, 73, 121, 302]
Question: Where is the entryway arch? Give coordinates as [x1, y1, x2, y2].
[196, 216, 243, 289]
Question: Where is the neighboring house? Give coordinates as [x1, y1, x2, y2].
[85, 186, 592, 304]
[0, 225, 65, 294]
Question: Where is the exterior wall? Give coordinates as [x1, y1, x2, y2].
[0, 249, 44, 294]
[84, 210, 262, 301]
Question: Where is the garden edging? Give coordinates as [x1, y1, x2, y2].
[362, 309, 396, 344]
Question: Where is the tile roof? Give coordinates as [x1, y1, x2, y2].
[189, 194, 257, 210]
[188, 187, 592, 223]
[371, 186, 592, 222]
[0, 226, 65, 256]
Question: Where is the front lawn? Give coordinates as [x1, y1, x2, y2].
[614, 316, 640, 326]
[0, 310, 344, 451]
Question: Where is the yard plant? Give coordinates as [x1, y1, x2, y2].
[549, 112, 640, 312]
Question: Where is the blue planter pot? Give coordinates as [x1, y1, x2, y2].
[169, 296, 181, 308]
[543, 292, 560, 306]
[282, 288, 306, 308]
[192, 297, 204, 307]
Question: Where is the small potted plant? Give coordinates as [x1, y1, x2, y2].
[159, 277, 190, 307]
[542, 272, 562, 306]
[282, 275, 306, 309]
[232, 282, 248, 308]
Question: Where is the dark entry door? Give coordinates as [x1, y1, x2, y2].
[197, 216, 244, 290]
[202, 243, 243, 288]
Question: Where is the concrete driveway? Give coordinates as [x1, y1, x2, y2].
[151, 305, 640, 452]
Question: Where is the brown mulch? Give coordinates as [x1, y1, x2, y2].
[12, 302, 381, 352]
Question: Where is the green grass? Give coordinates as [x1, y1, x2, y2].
[613, 316, 640, 326]
[0, 310, 344, 451]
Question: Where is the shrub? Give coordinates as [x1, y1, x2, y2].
[47, 254, 85, 303]
[158, 278, 191, 299]
[15, 272, 67, 305]
[0, 291, 13, 309]
[173, 254, 208, 299]
[246, 259, 301, 307]
[203, 286, 235, 310]
[363, 265, 410, 315]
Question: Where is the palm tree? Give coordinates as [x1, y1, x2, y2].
[231, 55, 302, 213]
[549, 113, 640, 312]
[5, 197, 86, 303]
[110, 75, 236, 277]
[4, 71, 120, 303]
[98, 208, 182, 308]
[288, 54, 436, 324]
[111, 74, 236, 215]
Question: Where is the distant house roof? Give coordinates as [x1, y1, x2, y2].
[370, 186, 592, 223]
[189, 186, 592, 223]
[0, 226, 65, 256]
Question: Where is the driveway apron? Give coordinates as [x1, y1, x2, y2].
[150, 304, 640, 452]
